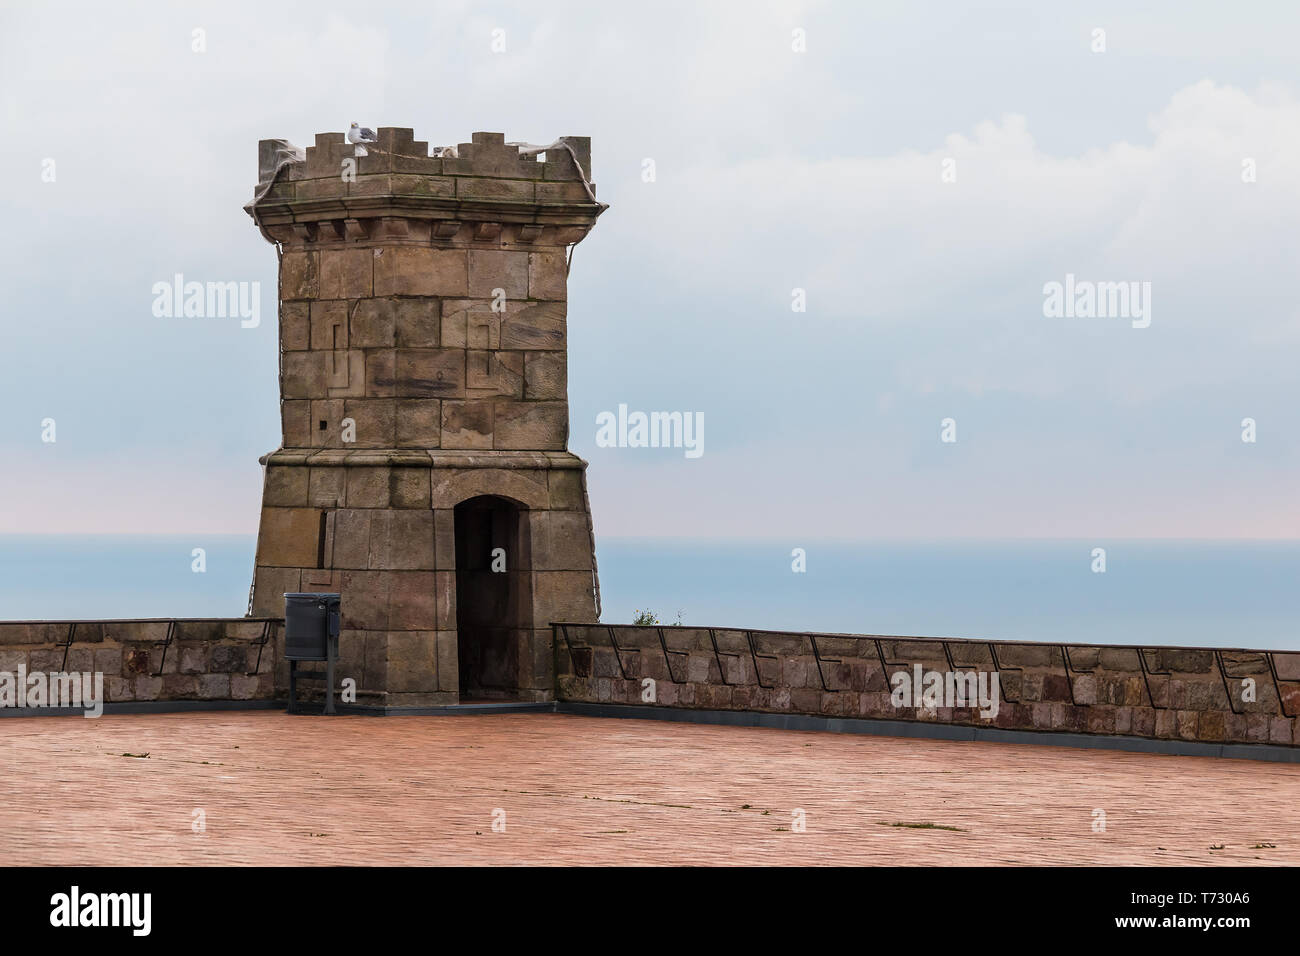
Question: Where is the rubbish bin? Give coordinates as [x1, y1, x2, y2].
[285, 592, 340, 660]
[284, 593, 341, 714]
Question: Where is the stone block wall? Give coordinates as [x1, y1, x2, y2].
[247, 128, 605, 707]
[0, 619, 278, 704]
[555, 626, 1300, 748]
[258, 129, 596, 458]
[250, 452, 596, 706]
[6, 615, 1298, 752]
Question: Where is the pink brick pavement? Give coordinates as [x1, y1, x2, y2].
[1, 711, 1297, 865]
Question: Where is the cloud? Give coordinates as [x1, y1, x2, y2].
[2, 3, 1298, 538]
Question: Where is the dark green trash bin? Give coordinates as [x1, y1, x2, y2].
[284, 592, 340, 714]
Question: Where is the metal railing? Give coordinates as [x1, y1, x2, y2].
[552, 623, 1300, 718]
[3, 617, 282, 678]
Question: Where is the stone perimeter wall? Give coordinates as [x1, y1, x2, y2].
[6, 616, 1299, 752]
[554, 625, 1300, 748]
[0, 620, 278, 703]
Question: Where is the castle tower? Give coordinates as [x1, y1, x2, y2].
[245, 128, 605, 706]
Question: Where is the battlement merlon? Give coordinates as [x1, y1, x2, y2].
[249, 129, 605, 246]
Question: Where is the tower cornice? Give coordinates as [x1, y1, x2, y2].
[248, 128, 605, 248]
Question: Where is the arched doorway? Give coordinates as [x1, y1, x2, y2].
[453, 495, 532, 700]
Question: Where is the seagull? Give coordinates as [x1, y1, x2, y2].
[347, 122, 378, 156]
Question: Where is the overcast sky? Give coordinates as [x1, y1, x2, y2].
[3, 1, 1300, 538]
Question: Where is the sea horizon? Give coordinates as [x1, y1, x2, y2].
[1, 534, 1296, 652]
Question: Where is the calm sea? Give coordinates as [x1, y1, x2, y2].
[0, 536, 1296, 651]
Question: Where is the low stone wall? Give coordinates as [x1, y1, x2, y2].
[8, 617, 1300, 749]
[553, 625, 1300, 748]
[0, 619, 280, 704]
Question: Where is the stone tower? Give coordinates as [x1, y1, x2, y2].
[245, 128, 605, 707]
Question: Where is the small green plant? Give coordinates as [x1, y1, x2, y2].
[632, 609, 684, 625]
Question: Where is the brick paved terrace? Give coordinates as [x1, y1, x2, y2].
[2, 712, 1297, 866]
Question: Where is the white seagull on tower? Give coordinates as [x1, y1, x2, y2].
[347, 122, 378, 156]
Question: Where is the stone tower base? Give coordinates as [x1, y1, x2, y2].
[250, 450, 599, 706]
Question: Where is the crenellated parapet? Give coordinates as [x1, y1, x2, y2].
[250, 129, 603, 248]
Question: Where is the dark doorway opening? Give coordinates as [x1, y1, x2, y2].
[454, 495, 532, 700]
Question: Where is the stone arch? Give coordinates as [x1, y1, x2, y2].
[431, 468, 550, 511]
